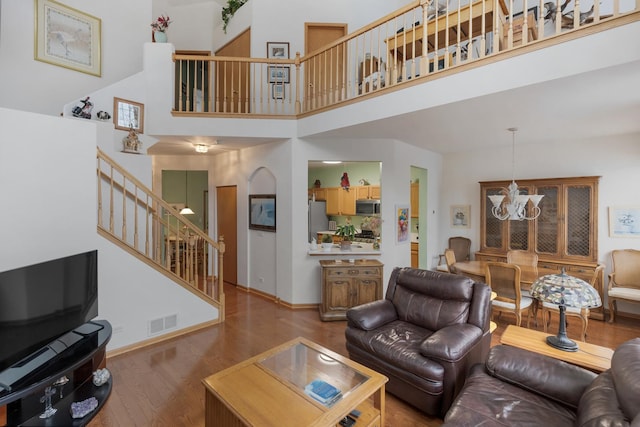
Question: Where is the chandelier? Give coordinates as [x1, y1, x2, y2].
[488, 128, 543, 221]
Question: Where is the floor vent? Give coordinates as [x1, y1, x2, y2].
[148, 314, 178, 336]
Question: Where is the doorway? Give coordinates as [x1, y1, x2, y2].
[410, 166, 428, 268]
[174, 50, 210, 113]
[216, 185, 238, 285]
[215, 28, 251, 113]
[304, 23, 347, 109]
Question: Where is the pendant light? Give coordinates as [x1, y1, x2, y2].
[180, 170, 194, 215]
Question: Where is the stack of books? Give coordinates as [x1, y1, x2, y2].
[304, 379, 342, 406]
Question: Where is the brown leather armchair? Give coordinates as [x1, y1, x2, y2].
[345, 268, 492, 417]
[444, 338, 640, 426]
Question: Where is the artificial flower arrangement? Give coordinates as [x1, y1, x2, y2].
[151, 14, 172, 32]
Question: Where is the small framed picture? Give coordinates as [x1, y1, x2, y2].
[272, 84, 285, 100]
[249, 194, 276, 232]
[267, 42, 289, 59]
[113, 97, 144, 134]
[451, 205, 471, 228]
[395, 204, 410, 244]
[609, 206, 640, 237]
[268, 66, 290, 84]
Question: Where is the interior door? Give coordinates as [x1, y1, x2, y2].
[215, 28, 251, 113]
[304, 23, 347, 110]
[216, 185, 238, 285]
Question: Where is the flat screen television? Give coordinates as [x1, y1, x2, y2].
[0, 250, 98, 372]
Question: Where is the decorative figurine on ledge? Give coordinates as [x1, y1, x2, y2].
[39, 386, 57, 419]
[92, 368, 111, 387]
[71, 97, 93, 119]
[122, 126, 142, 154]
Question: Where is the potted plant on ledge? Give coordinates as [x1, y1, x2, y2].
[321, 234, 334, 251]
[336, 223, 356, 250]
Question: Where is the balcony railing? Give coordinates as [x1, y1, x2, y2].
[173, 0, 638, 117]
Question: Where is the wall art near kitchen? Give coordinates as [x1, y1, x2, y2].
[609, 206, 640, 238]
[249, 194, 276, 232]
[396, 204, 410, 244]
[35, 0, 102, 76]
[450, 205, 471, 229]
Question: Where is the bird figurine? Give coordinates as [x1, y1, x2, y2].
[340, 172, 350, 190]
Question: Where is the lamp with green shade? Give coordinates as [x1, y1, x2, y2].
[530, 269, 601, 352]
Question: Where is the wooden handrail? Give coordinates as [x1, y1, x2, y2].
[96, 148, 225, 310]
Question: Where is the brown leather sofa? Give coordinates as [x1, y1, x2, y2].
[345, 267, 492, 417]
[443, 338, 640, 426]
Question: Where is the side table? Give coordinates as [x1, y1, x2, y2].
[500, 325, 613, 372]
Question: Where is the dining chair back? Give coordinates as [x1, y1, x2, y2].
[449, 237, 471, 262]
[444, 249, 457, 273]
[608, 249, 640, 323]
[541, 264, 604, 341]
[485, 262, 532, 327]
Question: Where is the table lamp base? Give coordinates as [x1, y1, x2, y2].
[546, 334, 578, 352]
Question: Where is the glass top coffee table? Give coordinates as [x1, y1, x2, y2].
[202, 337, 388, 427]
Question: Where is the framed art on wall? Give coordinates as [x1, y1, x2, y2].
[113, 97, 144, 134]
[266, 42, 289, 59]
[249, 194, 276, 232]
[395, 204, 410, 244]
[609, 206, 640, 237]
[451, 205, 471, 228]
[272, 84, 285, 100]
[35, 0, 102, 76]
[268, 66, 290, 84]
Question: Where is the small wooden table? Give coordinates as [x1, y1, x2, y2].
[500, 325, 613, 372]
[202, 337, 388, 427]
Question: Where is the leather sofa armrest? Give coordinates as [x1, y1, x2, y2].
[487, 345, 598, 409]
[346, 300, 397, 331]
[420, 324, 483, 362]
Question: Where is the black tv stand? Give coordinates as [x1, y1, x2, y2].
[0, 320, 112, 426]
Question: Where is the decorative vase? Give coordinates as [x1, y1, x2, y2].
[154, 31, 168, 43]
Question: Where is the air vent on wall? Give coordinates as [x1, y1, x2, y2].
[148, 314, 178, 336]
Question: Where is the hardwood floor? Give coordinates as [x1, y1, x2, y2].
[89, 283, 639, 427]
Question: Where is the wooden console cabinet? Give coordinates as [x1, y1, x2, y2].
[0, 320, 112, 426]
[319, 260, 383, 321]
[478, 176, 603, 319]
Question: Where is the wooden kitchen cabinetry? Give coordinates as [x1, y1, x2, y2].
[326, 187, 357, 215]
[319, 260, 383, 321]
[356, 185, 381, 200]
[410, 183, 419, 218]
[309, 187, 327, 201]
[478, 176, 603, 319]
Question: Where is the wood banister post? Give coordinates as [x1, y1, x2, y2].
[295, 52, 301, 114]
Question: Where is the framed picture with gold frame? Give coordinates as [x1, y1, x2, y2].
[113, 97, 144, 134]
[35, 0, 102, 77]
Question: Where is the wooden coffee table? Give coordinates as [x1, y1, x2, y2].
[202, 337, 388, 427]
[500, 325, 613, 372]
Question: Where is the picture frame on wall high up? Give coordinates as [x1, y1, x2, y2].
[113, 97, 144, 134]
[266, 42, 289, 59]
[35, 0, 102, 77]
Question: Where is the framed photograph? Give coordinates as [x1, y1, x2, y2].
[451, 205, 471, 228]
[113, 97, 144, 134]
[267, 42, 289, 59]
[268, 66, 290, 84]
[395, 204, 410, 244]
[272, 84, 285, 100]
[609, 206, 640, 238]
[249, 194, 276, 232]
[35, 0, 101, 77]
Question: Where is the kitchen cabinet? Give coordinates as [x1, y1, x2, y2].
[326, 187, 357, 215]
[410, 183, 419, 218]
[477, 176, 603, 319]
[309, 187, 327, 201]
[355, 185, 381, 200]
[319, 260, 383, 321]
[411, 242, 419, 268]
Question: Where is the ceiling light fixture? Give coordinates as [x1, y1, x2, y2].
[322, 161, 342, 164]
[488, 128, 543, 221]
[194, 144, 208, 153]
[179, 170, 194, 215]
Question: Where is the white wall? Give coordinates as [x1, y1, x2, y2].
[0, 0, 151, 116]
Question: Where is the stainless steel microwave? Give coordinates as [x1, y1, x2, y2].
[356, 199, 381, 215]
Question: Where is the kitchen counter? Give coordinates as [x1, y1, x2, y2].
[308, 242, 381, 256]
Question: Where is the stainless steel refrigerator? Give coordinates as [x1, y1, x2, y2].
[308, 200, 329, 243]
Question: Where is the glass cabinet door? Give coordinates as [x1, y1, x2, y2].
[536, 185, 560, 256]
[564, 184, 594, 259]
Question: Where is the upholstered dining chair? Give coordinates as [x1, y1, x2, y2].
[437, 236, 471, 271]
[485, 262, 533, 327]
[541, 264, 604, 341]
[608, 249, 640, 323]
[507, 250, 539, 322]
